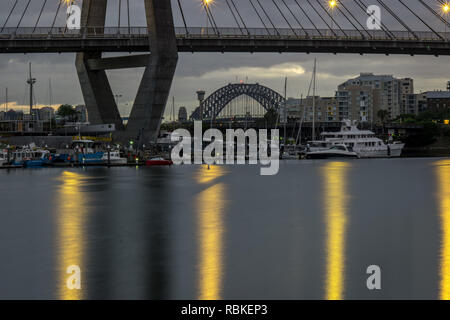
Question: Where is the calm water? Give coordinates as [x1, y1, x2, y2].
[0, 158, 450, 300]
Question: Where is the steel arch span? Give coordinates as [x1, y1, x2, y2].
[191, 83, 285, 120]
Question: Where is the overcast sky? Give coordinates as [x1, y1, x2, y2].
[0, 0, 449, 119]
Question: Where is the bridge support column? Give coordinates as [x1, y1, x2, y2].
[75, 0, 123, 130]
[122, 0, 178, 144]
[76, 0, 178, 142]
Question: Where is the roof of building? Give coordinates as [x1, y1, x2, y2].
[426, 91, 450, 99]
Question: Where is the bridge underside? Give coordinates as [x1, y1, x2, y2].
[75, 0, 178, 144]
[2, 38, 450, 56]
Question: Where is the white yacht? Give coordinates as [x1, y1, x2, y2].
[306, 144, 359, 159]
[306, 120, 405, 158]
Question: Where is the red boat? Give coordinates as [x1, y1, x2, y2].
[145, 157, 173, 166]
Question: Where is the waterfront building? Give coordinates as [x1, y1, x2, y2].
[284, 96, 338, 123]
[417, 92, 428, 114]
[302, 96, 338, 123]
[400, 78, 414, 114]
[336, 73, 411, 122]
[4, 109, 23, 120]
[404, 93, 418, 115]
[283, 98, 302, 121]
[426, 91, 450, 111]
[38, 107, 55, 121]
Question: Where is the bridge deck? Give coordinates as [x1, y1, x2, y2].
[1, 27, 450, 55]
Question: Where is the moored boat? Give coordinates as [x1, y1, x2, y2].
[68, 140, 104, 164]
[10, 148, 51, 167]
[146, 157, 173, 166]
[101, 149, 127, 165]
[305, 120, 405, 158]
[0, 150, 7, 166]
[306, 144, 359, 159]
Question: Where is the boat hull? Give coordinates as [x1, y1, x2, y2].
[77, 152, 104, 164]
[24, 160, 46, 167]
[146, 160, 173, 166]
[306, 152, 359, 160]
[357, 144, 405, 158]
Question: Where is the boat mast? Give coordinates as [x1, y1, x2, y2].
[49, 78, 53, 132]
[295, 94, 304, 146]
[284, 77, 287, 146]
[312, 58, 317, 141]
[172, 96, 175, 122]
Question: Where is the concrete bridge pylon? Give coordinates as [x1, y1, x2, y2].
[76, 0, 178, 144]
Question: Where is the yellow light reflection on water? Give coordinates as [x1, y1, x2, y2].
[436, 160, 450, 300]
[196, 164, 224, 184]
[56, 171, 88, 300]
[197, 165, 226, 300]
[322, 162, 349, 300]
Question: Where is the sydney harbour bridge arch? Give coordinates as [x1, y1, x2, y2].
[191, 83, 285, 121]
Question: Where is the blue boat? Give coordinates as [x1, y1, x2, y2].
[77, 152, 104, 164]
[55, 140, 104, 165]
[11, 149, 51, 167]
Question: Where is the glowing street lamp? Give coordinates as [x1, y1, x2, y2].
[202, 0, 214, 35]
[328, 0, 337, 9]
[443, 3, 450, 39]
[443, 4, 450, 13]
[328, 0, 338, 36]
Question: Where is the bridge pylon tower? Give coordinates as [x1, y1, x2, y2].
[75, 0, 178, 144]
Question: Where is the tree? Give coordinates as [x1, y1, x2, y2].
[57, 104, 78, 122]
[263, 107, 279, 128]
[377, 109, 390, 123]
[377, 109, 390, 135]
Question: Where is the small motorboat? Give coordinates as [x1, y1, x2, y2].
[102, 150, 127, 165]
[145, 157, 173, 166]
[306, 144, 359, 159]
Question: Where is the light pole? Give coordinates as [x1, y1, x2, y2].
[443, 3, 449, 40]
[328, 0, 337, 36]
[203, 0, 213, 35]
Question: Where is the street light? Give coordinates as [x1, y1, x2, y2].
[202, 0, 214, 35]
[328, 0, 338, 36]
[443, 3, 450, 40]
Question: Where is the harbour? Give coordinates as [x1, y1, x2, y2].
[0, 158, 448, 299]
